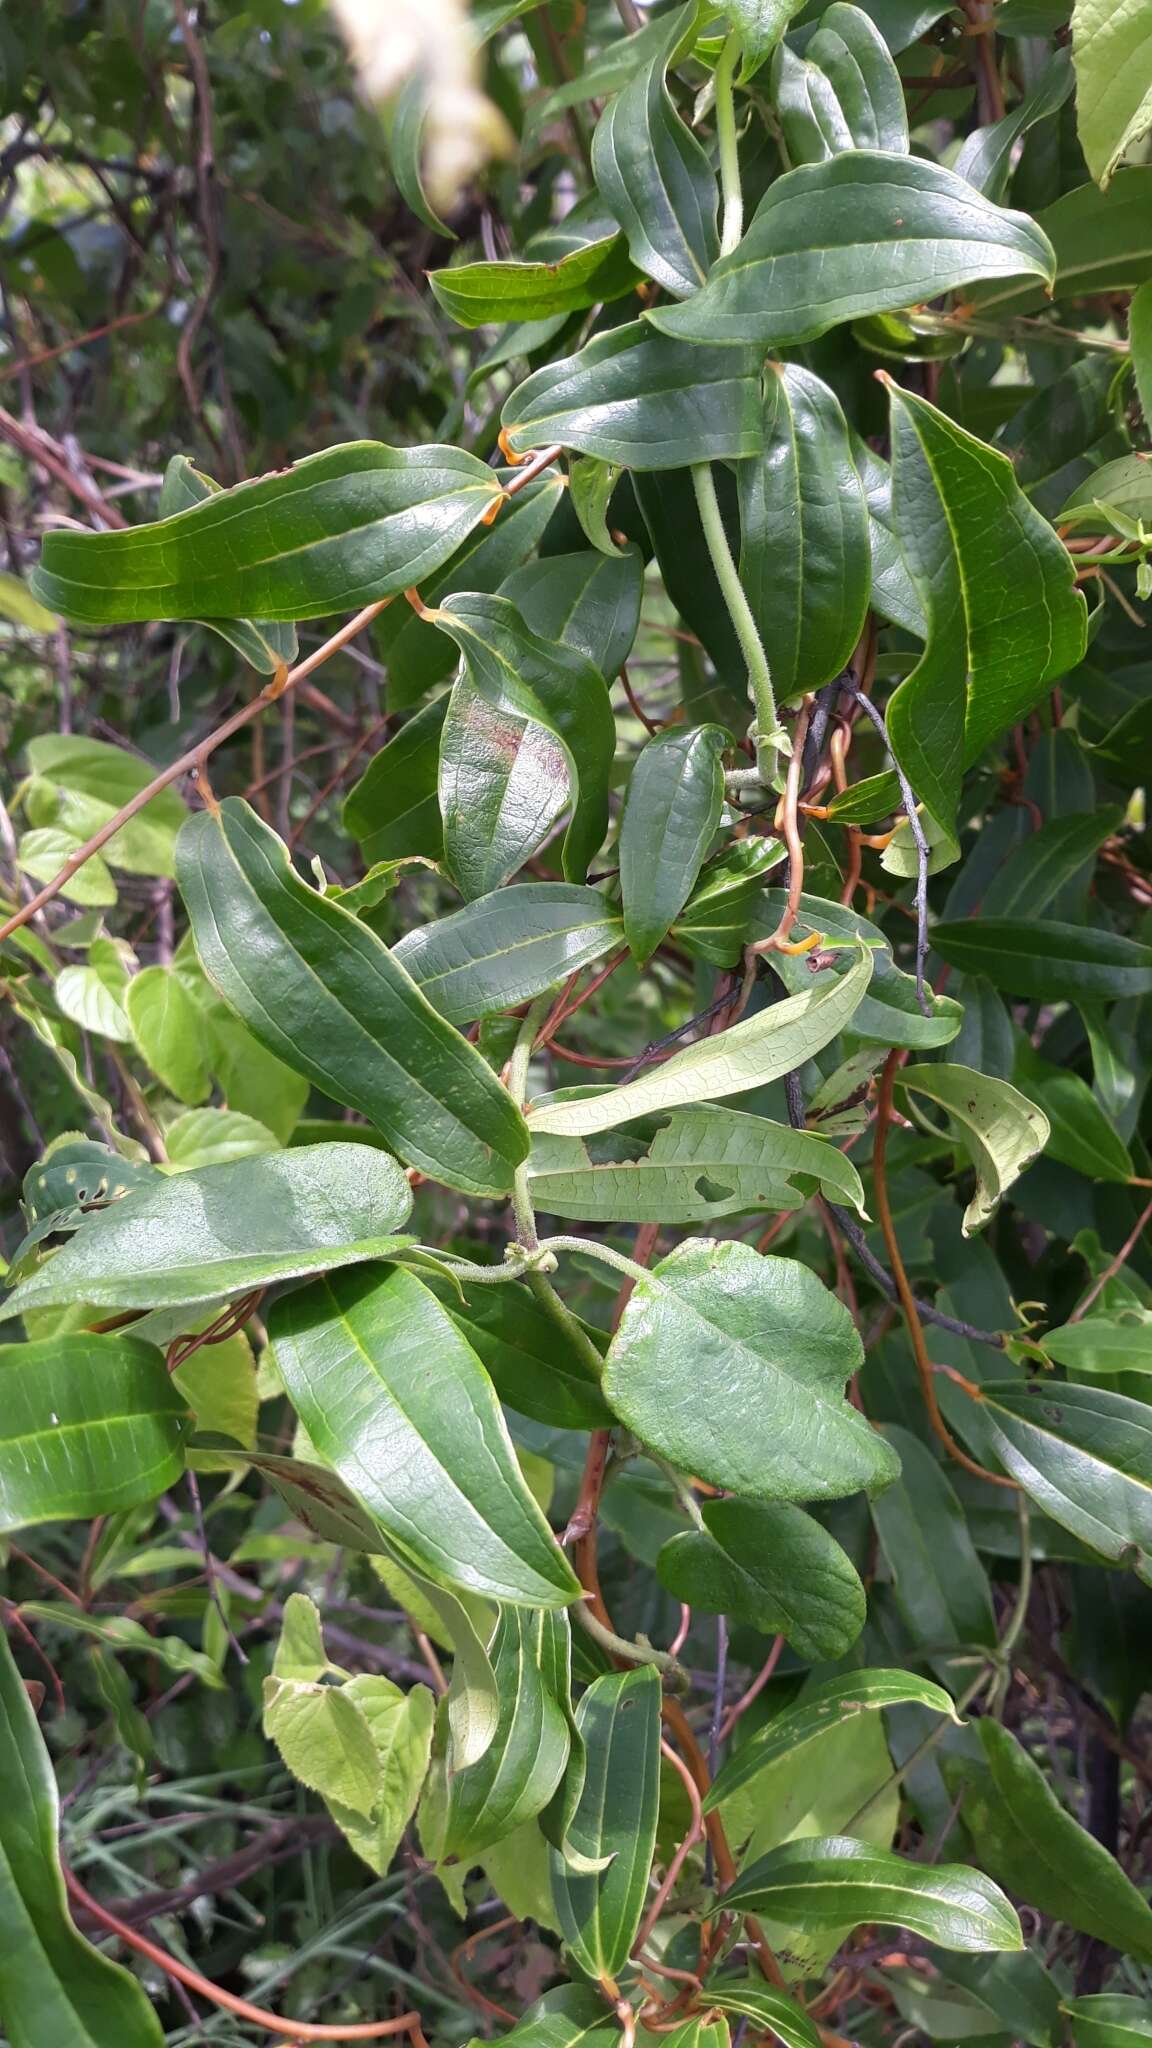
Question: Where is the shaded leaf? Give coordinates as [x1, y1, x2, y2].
[707, 1667, 958, 1814]
[657, 1497, 866, 1660]
[621, 724, 726, 963]
[979, 1380, 1152, 1581]
[551, 1665, 662, 1982]
[0, 1335, 188, 1532]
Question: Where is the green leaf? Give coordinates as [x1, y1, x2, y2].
[163, 1107, 280, 1170]
[726, 0, 805, 73]
[1043, 1314, 1152, 1375]
[155, 454, 299, 675]
[395, 884, 623, 1024]
[221, 1449, 391, 1552]
[955, 49, 1074, 202]
[124, 966, 212, 1105]
[981, 808, 1124, 919]
[272, 1592, 335, 1682]
[603, 1237, 897, 1501]
[721, 1838, 1022, 1953]
[53, 963, 132, 1042]
[569, 458, 627, 557]
[591, 4, 717, 298]
[672, 838, 786, 967]
[0, 1627, 166, 2047]
[431, 593, 615, 896]
[501, 321, 765, 468]
[527, 1104, 867, 1225]
[423, 1274, 612, 1429]
[330, 1674, 436, 1873]
[343, 696, 449, 865]
[270, 1263, 580, 1608]
[25, 735, 185, 878]
[929, 919, 1152, 1002]
[0, 568, 59, 632]
[878, 385, 1086, 840]
[386, 69, 455, 238]
[706, 1667, 958, 1814]
[527, 943, 873, 1137]
[705, 1985, 821, 2048]
[17, 829, 117, 908]
[551, 1665, 662, 1982]
[1133, 280, 1152, 425]
[31, 443, 504, 623]
[176, 799, 527, 1197]
[632, 465, 749, 712]
[958, 1718, 1152, 1957]
[978, 1380, 1152, 1579]
[1072, 0, 1152, 186]
[1014, 1046, 1134, 1183]
[646, 153, 1055, 347]
[0, 1335, 188, 1531]
[620, 724, 726, 963]
[14, 1606, 223, 1690]
[656, 1497, 866, 1660]
[1062, 452, 1152, 531]
[971, 169, 1152, 315]
[500, 547, 644, 681]
[0, 1143, 412, 1321]
[895, 1064, 1049, 1234]
[771, 5, 908, 164]
[444, 1606, 571, 1862]
[473, 1985, 621, 2048]
[175, 1329, 258, 1472]
[264, 1675, 383, 1817]
[752, 892, 962, 1049]
[739, 365, 870, 702]
[868, 1427, 997, 1677]
[408, 1571, 500, 1769]
[1065, 1997, 1152, 2048]
[430, 236, 637, 326]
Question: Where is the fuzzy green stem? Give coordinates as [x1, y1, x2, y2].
[539, 1234, 655, 1288]
[571, 1599, 682, 1675]
[690, 462, 779, 771]
[714, 33, 744, 256]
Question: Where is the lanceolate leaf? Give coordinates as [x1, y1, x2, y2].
[657, 1498, 866, 1660]
[343, 697, 449, 865]
[958, 1719, 1152, 1958]
[752, 892, 962, 1049]
[527, 1105, 867, 1225]
[0, 1336, 188, 1533]
[551, 1665, 662, 1982]
[444, 1606, 571, 1862]
[270, 1263, 580, 1608]
[395, 885, 623, 1023]
[620, 724, 726, 963]
[980, 808, 1124, 919]
[501, 322, 765, 468]
[880, 385, 1086, 840]
[32, 444, 504, 623]
[1043, 1316, 1152, 1376]
[895, 1064, 1049, 1235]
[955, 50, 1074, 203]
[154, 452, 299, 674]
[646, 154, 1055, 347]
[976, 1381, 1152, 1582]
[772, 5, 909, 164]
[429, 236, 637, 326]
[176, 799, 528, 1197]
[0, 1144, 412, 1320]
[592, 4, 718, 298]
[739, 365, 870, 701]
[706, 1668, 958, 1813]
[0, 1627, 166, 2047]
[705, 1986, 821, 2048]
[721, 1838, 1022, 1953]
[500, 548, 644, 681]
[929, 919, 1152, 1002]
[603, 1238, 898, 1501]
[527, 943, 873, 1137]
[424, 1273, 611, 1429]
[969, 169, 1152, 316]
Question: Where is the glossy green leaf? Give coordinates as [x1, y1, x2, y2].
[500, 547, 644, 681]
[1014, 1047, 1134, 1183]
[895, 1064, 1049, 1234]
[592, 4, 717, 298]
[430, 236, 636, 326]
[930, 919, 1152, 1002]
[424, 1273, 611, 1429]
[620, 724, 726, 962]
[444, 1606, 571, 1862]
[1044, 1314, 1152, 1375]
[270, 1263, 580, 1608]
[176, 799, 527, 1196]
[25, 735, 185, 879]
[707, 1666, 957, 1813]
[657, 1497, 866, 1660]
[0, 1334, 187, 1532]
[527, 943, 873, 1137]
[1062, 452, 1152, 532]
[958, 1718, 1152, 1957]
[753, 892, 961, 1049]
[981, 808, 1124, 919]
[473, 1985, 620, 2048]
[740, 364, 870, 703]
[343, 696, 448, 865]
[672, 838, 786, 965]
[386, 69, 455, 237]
[551, 1665, 662, 1982]
[568, 458, 626, 557]
[971, 169, 1152, 315]
[722, 1837, 1022, 1953]
[431, 592, 615, 896]
[772, 5, 908, 164]
[979, 1379, 1152, 1581]
[53, 962, 131, 1043]
[124, 966, 212, 1105]
[603, 1237, 897, 1501]
[647, 153, 1054, 348]
[501, 321, 765, 468]
[1065, 1996, 1152, 2048]
[155, 453, 299, 674]
[955, 50, 1074, 202]
[1072, 0, 1152, 187]
[877, 385, 1086, 840]
[852, 435, 926, 636]
[395, 885, 622, 1024]
[0, 1143, 412, 1321]
[869, 1427, 997, 1677]
[32, 443, 504, 623]
[0, 1627, 166, 2047]
[705, 1985, 820, 2048]
[391, 1565, 500, 1770]
[527, 1104, 867, 1225]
